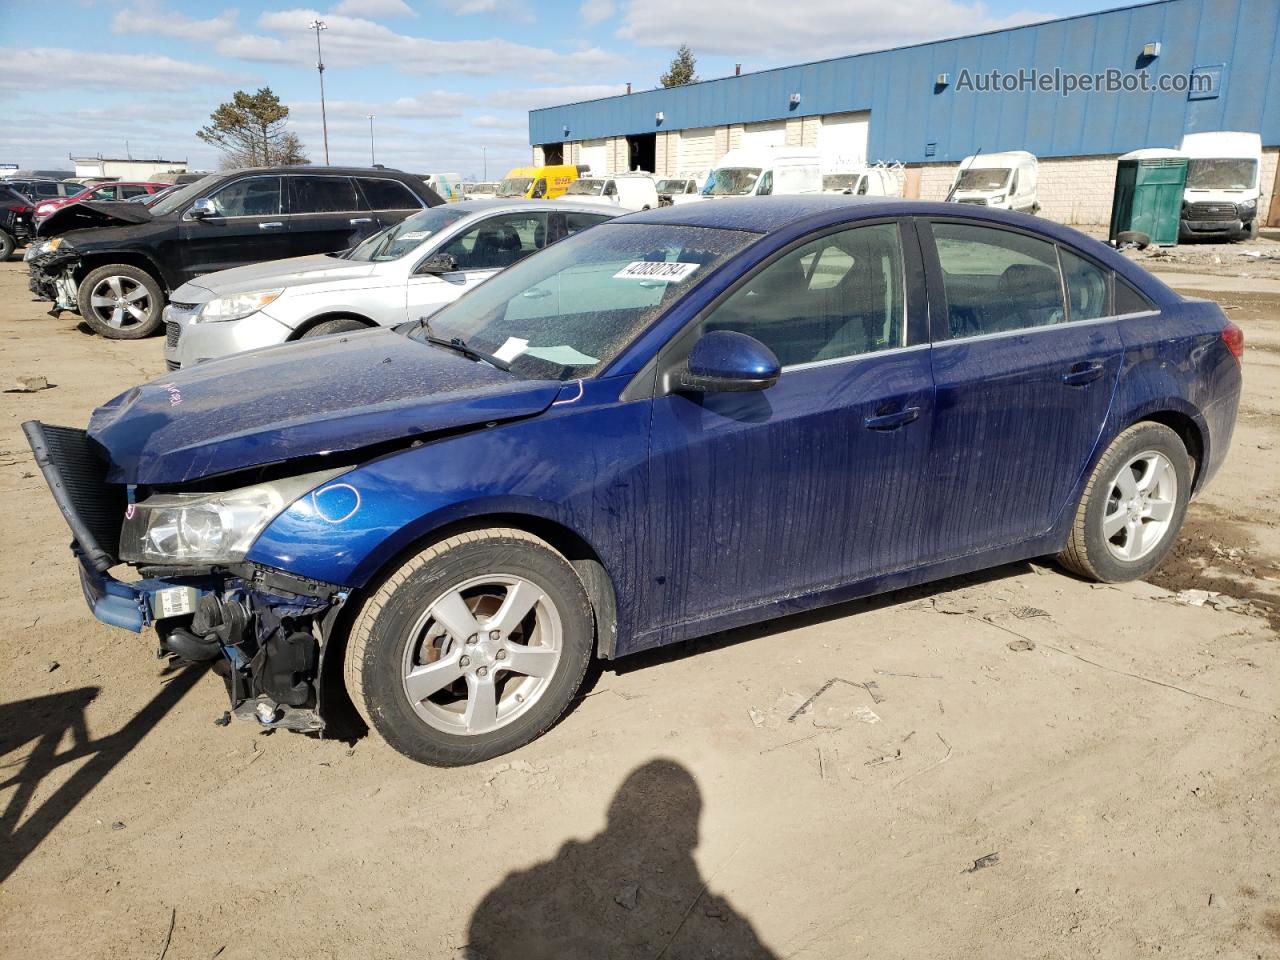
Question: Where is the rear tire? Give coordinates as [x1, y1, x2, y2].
[0, 230, 14, 261]
[77, 264, 164, 339]
[299, 316, 369, 338]
[1057, 422, 1192, 582]
[344, 528, 593, 766]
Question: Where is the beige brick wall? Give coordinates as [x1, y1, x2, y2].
[608, 137, 628, 173]
[914, 154, 1120, 225]
[727, 124, 743, 151]
[531, 145, 545, 166]
[715, 126, 732, 162]
[801, 116, 821, 148]
[1261, 147, 1278, 225]
[785, 118, 803, 147]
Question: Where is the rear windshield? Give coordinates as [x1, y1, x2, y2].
[345, 206, 471, 261]
[414, 223, 756, 380]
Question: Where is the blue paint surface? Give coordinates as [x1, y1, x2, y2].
[87, 201, 1239, 659]
[528, 0, 1280, 163]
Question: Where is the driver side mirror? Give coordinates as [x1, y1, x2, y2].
[417, 251, 459, 275]
[187, 198, 216, 220]
[679, 330, 780, 393]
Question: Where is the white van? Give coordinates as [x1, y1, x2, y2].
[562, 174, 660, 211]
[656, 172, 708, 205]
[423, 172, 463, 202]
[947, 151, 1039, 213]
[701, 148, 823, 198]
[822, 166, 902, 197]
[1178, 131, 1264, 241]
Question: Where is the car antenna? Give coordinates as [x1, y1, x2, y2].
[945, 147, 981, 203]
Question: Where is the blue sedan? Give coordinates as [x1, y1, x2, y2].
[26, 197, 1243, 765]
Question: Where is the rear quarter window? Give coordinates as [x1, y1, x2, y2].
[358, 177, 421, 210]
[1115, 276, 1156, 314]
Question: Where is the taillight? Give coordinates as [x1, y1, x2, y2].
[1222, 320, 1244, 361]
[11, 204, 30, 214]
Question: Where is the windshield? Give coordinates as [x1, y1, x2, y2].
[497, 177, 532, 197]
[956, 167, 1011, 191]
[565, 179, 605, 196]
[413, 223, 755, 380]
[823, 174, 861, 190]
[702, 167, 761, 196]
[1186, 158, 1258, 190]
[345, 206, 471, 261]
[655, 179, 688, 193]
[149, 173, 221, 216]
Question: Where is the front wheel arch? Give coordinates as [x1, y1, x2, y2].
[288, 312, 377, 340]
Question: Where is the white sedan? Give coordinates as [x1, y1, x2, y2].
[162, 199, 617, 369]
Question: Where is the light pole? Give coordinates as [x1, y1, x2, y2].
[367, 114, 375, 165]
[482, 146, 487, 181]
[308, 19, 330, 164]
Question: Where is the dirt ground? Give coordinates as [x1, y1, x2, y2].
[1, 247, 1278, 960]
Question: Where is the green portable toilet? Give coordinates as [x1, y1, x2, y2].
[1109, 148, 1188, 247]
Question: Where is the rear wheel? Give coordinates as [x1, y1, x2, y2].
[0, 230, 14, 261]
[77, 264, 163, 338]
[299, 316, 369, 338]
[1057, 422, 1192, 582]
[344, 528, 593, 766]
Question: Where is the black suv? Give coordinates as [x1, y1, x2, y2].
[27, 166, 443, 339]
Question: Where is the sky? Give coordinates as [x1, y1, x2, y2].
[0, 0, 1140, 180]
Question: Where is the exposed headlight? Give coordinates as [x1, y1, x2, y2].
[30, 237, 64, 258]
[988, 194, 1006, 204]
[119, 468, 345, 564]
[196, 289, 284, 323]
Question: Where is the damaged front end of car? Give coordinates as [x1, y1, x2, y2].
[23, 421, 350, 733]
[26, 239, 81, 314]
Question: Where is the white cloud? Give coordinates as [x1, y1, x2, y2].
[109, 2, 238, 40]
[290, 91, 475, 120]
[470, 114, 528, 130]
[220, 9, 595, 75]
[616, 0, 1045, 60]
[0, 48, 239, 92]
[579, 0, 615, 26]
[453, 0, 533, 18]
[485, 84, 626, 110]
[332, 0, 417, 17]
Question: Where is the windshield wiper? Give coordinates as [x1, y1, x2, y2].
[416, 316, 511, 371]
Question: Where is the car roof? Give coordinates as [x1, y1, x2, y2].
[622, 195, 882, 232]
[447, 198, 623, 216]
[219, 165, 419, 177]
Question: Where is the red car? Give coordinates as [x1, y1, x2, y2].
[34, 181, 170, 220]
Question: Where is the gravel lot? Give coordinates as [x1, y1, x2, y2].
[1, 251, 1277, 960]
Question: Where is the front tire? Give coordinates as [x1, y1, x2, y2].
[0, 230, 15, 261]
[77, 264, 164, 338]
[344, 528, 593, 766]
[299, 316, 369, 338]
[1057, 422, 1192, 582]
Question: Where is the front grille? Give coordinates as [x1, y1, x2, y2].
[165, 359, 180, 371]
[1186, 201, 1237, 221]
[166, 321, 181, 348]
[22, 421, 126, 572]
[958, 198, 987, 205]
[168, 301, 198, 311]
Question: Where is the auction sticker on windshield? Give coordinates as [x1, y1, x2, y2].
[613, 261, 700, 282]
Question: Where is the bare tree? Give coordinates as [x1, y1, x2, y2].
[197, 88, 307, 168]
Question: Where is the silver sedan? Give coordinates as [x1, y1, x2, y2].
[162, 199, 617, 369]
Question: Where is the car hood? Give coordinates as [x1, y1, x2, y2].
[175, 254, 385, 303]
[37, 200, 154, 237]
[88, 326, 561, 485]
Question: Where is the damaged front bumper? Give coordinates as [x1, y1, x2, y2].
[27, 420, 348, 734]
[26, 247, 80, 311]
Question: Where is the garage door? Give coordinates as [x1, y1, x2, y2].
[578, 139, 608, 175]
[742, 120, 786, 150]
[677, 127, 716, 173]
[818, 112, 870, 165]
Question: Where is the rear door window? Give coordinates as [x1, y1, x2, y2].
[289, 176, 360, 214]
[118, 184, 151, 199]
[209, 177, 283, 217]
[357, 177, 421, 210]
[931, 222, 1065, 339]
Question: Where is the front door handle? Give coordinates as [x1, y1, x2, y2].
[864, 406, 921, 431]
[1062, 361, 1105, 386]
[350, 217, 373, 224]
[259, 221, 284, 230]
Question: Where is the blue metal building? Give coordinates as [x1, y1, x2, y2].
[528, 0, 1279, 166]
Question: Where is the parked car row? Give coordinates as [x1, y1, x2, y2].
[23, 186, 1243, 768]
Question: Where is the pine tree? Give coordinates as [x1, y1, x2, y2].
[660, 45, 698, 88]
[197, 88, 308, 168]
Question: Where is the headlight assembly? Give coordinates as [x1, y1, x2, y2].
[196, 289, 284, 323]
[119, 468, 346, 564]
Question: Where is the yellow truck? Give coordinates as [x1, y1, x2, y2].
[497, 165, 579, 199]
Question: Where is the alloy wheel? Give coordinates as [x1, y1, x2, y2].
[87, 275, 152, 330]
[400, 574, 563, 735]
[1102, 450, 1178, 562]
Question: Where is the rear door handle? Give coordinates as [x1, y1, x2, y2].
[1062, 362, 1105, 386]
[350, 217, 373, 224]
[259, 221, 284, 230]
[864, 406, 921, 431]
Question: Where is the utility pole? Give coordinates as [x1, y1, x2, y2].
[367, 114, 375, 165]
[308, 19, 330, 164]
[482, 146, 487, 180]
